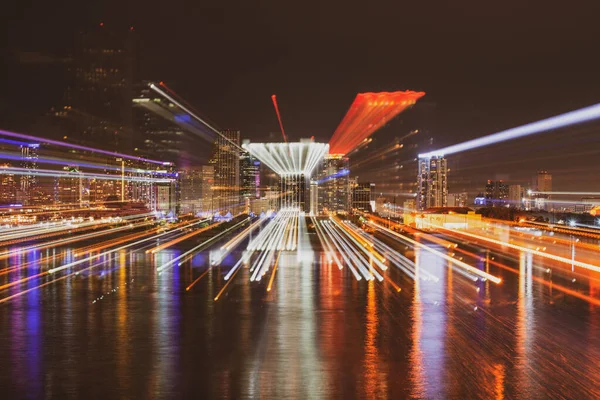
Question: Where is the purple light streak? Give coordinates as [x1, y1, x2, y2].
[0, 129, 166, 165]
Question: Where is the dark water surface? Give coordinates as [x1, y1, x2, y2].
[1, 242, 600, 399]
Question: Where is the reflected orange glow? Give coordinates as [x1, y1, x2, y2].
[363, 280, 387, 397]
[266, 251, 282, 293]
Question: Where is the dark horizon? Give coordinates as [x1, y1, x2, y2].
[4, 1, 600, 142]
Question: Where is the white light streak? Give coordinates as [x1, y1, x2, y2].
[243, 142, 329, 177]
[419, 103, 600, 158]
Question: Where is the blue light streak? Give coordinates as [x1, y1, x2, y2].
[317, 168, 349, 184]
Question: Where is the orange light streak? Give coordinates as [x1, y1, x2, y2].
[185, 267, 212, 291]
[329, 91, 425, 155]
[452, 245, 600, 306]
[214, 265, 242, 301]
[438, 226, 600, 273]
[266, 251, 282, 292]
[146, 222, 221, 254]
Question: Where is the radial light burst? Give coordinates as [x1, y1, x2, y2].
[242, 141, 329, 177]
[329, 91, 425, 155]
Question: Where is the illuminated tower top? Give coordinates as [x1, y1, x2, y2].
[242, 140, 328, 178]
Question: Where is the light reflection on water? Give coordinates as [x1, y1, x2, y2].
[0, 246, 599, 399]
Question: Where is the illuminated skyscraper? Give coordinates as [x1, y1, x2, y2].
[18, 143, 39, 205]
[210, 130, 241, 214]
[133, 83, 196, 166]
[533, 171, 552, 194]
[417, 156, 447, 210]
[240, 151, 260, 199]
[63, 24, 134, 151]
[0, 163, 17, 205]
[484, 180, 509, 206]
[351, 180, 375, 213]
[318, 154, 350, 214]
[54, 166, 82, 205]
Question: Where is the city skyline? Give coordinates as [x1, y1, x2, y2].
[2, 3, 600, 399]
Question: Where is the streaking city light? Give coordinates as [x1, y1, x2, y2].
[419, 103, 600, 158]
[0, 129, 164, 164]
[317, 168, 349, 184]
[531, 191, 600, 197]
[242, 141, 329, 177]
[329, 91, 425, 155]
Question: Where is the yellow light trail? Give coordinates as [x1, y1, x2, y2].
[185, 267, 213, 291]
[0, 220, 152, 263]
[159, 217, 250, 272]
[0, 253, 122, 304]
[439, 226, 600, 273]
[214, 264, 244, 301]
[146, 221, 220, 254]
[334, 218, 386, 263]
[266, 251, 282, 292]
[369, 221, 503, 284]
[452, 245, 600, 306]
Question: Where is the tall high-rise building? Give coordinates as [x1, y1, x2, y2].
[0, 163, 17, 205]
[417, 156, 447, 210]
[533, 171, 552, 194]
[209, 130, 241, 214]
[54, 166, 82, 205]
[240, 152, 260, 199]
[351, 180, 375, 213]
[484, 180, 509, 206]
[508, 184, 524, 208]
[133, 83, 193, 166]
[180, 165, 215, 215]
[63, 24, 134, 151]
[17, 143, 39, 205]
[180, 168, 202, 215]
[317, 154, 350, 214]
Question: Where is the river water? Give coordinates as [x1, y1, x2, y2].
[1, 236, 599, 399]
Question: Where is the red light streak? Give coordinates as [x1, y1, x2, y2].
[271, 95, 288, 142]
[329, 91, 425, 155]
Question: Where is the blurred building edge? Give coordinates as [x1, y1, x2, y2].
[179, 165, 214, 216]
[41, 24, 136, 152]
[210, 130, 241, 215]
[447, 192, 468, 207]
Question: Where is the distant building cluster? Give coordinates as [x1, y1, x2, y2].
[473, 171, 553, 211]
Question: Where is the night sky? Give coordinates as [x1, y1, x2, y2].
[3, 0, 600, 189]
